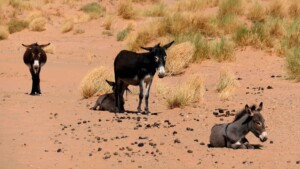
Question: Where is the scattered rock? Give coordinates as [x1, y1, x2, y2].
[138, 143, 144, 147]
[57, 148, 62, 153]
[187, 150, 193, 153]
[270, 141, 273, 144]
[173, 131, 178, 135]
[174, 139, 181, 144]
[296, 161, 300, 164]
[267, 86, 273, 89]
[98, 147, 102, 151]
[200, 142, 205, 146]
[213, 112, 218, 116]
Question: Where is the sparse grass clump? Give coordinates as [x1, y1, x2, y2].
[166, 75, 204, 109]
[29, 17, 47, 31]
[212, 37, 235, 62]
[144, 3, 166, 17]
[175, 0, 218, 11]
[280, 20, 300, 55]
[80, 67, 114, 99]
[80, 2, 105, 19]
[0, 26, 9, 40]
[8, 19, 28, 34]
[166, 42, 195, 75]
[126, 26, 154, 51]
[286, 47, 300, 81]
[103, 16, 113, 30]
[233, 26, 251, 46]
[217, 13, 239, 34]
[117, 25, 132, 41]
[289, 1, 300, 18]
[218, 0, 243, 18]
[266, 0, 286, 18]
[9, 0, 32, 11]
[118, 0, 135, 19]
[61, 19, 74, 33]
[216, 69, 238, 101]
[247, 1, 265, 22]
[73, 28, 85, 35]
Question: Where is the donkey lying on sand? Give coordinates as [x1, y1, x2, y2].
[209, 102, 268, 149]
[90, 80, 130, 112]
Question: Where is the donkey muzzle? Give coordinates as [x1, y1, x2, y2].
[157, 66, 165, 78]
[259, 131, 268, 142]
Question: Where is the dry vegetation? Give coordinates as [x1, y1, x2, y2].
[80, 67, 114, 99]
[166, 75, 205, 109]
[8, 18, 28, 34]
[118, 0, 135, 19]
[61, 19, 74, 33]
[216, 69, 238, 101]
[0, 25, 9, 40]
[286, 47, 300, 81]
[80, 2, 105, 19]
[165, 42, 195, 75]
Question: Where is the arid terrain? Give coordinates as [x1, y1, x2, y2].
[0, 0, 300, 169]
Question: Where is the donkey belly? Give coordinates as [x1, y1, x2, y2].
[100, 94, 116, 112]
[120, 76, 140, 86]
[209, 124, 227, 147]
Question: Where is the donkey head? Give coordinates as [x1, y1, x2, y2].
[22, 43, 50, 74]
[105, 80, 131, 93]
[245, 102, 268, 142]
[141, 41, 174, 78]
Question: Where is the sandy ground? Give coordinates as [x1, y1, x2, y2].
[1, 1, 300, 169]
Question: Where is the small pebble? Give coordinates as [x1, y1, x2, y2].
[187, 150, 193, 153]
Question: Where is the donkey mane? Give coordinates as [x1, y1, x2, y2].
[233, 104, 257, 122]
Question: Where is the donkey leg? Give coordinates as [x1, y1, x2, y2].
[114, 78, 120, 113]
[119, 81, 125, 113]
[144, 79, 153, 115]
[137, 80, 144, 115]
[241, 137, 254, 149]
[36, 72, 42, 95]
[230, 140, 247, 149]
[30, 71, 36, 95]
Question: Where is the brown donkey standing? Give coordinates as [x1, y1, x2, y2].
[22, 43, 50, 95]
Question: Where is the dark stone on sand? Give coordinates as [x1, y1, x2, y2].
[267, 86, 273, 89]
[187, 150, 193, 153]
[296, 161, 300, 164]
[200, 142, 205, 146]
[213, 112, 218, 116]
[57, 148, 62, 153]
[98, 147, 102, 151]
[220, 118, 224, 121]
[138, 143, 144, 147]
[174, 139, 181, 144]
[218, 109, 224, 113]
[173, 131, 178, 135]
[270, 140, 273, 144]
[237, 78, 242, 80]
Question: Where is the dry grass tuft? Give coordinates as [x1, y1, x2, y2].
[218, 0, 243, 18]
[126, 25, 155, 51]
[61, 19, 74, 33]
[29, 17, 47, 31]
[166, 42, 195, 75]
[216, 69, 238, 101]
[26, 11, 44, 23]
[286, 47, 300, 81]
[8, 18, 28, 34]
[166, 75, 205, 109]
[247, 1, 266, 22]
[175, 0, 219, 11]
[212, 37, 235, 62]
[117, 25, 132, 41]
[144, 2, 166, 17]
[280, 20, 300, 55]
[289, 1, 300, 18]
[266, 0, 286, 18]
[118, 0, 135, 19]
[73, 28, 85, 35]
[0, 25, 9, 40]
[80, 2, 105, 19]
[103, 16, 113, 30]
[80, 66, 114, 99]
[9, 0, 32, 11]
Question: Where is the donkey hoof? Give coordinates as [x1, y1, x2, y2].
[145, 111, 151, 115]
[137, 111, 142, 115]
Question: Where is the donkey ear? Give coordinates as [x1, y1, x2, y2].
[163, 41, 174, 50]
[245, 104, 253, 116]
[39, 43, 51, 48]
[257, 102, 263, 111]
[141, 46, 153, 52]
[105, 80, 115, 87]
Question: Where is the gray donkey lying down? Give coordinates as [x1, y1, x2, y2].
[90, 80, 130, 112]
[209, 102, 268, 149]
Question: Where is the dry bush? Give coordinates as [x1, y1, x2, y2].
[144, 2, 166, 17]
[166, 75, 205, 109]
[103, 16, 113, 30]
[217, 14, 240, 34]
[80, 2, 105, 19]
[174, 32, 211, 63]
[218, 0, 243, 18]
[247, 1, 266, 22]
[61, 19, 74, 33]
[289, 1, 300, 18]
[266, 0, 286, 18]
[175, 0, 219, 11]
[26, 11, 44, 23]
[8, 18, 28, 34]
[118, 0, 135, 19]
[80, 66, 114, 99]
[0, 25, 9, 40]
[117, 25, 132, 41]
[286, 47, 300, 81]
[280, 20, 300, 55]
[212, 37, 235, 62]
[29, 17, 47, 31]
[9, 0, 32, 11]
[166, 42, 195, 75]
[73, 28, 85, 35]
[216, 69, 238, 101]
[233, 26, 252, 46]
[126, 26, 155, 51]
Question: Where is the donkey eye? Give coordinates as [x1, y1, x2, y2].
[155, 56, 159, 62]
[256, 121, 262, 126]
[164, 56, 166, 61]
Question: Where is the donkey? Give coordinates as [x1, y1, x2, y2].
[209, 102, 268, 149]
[114, 41, 174, 114]
[90, 80, 130, 112]
[22, 43, 50, 95]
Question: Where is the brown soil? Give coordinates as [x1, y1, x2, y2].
[0, 1, 299, 169]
